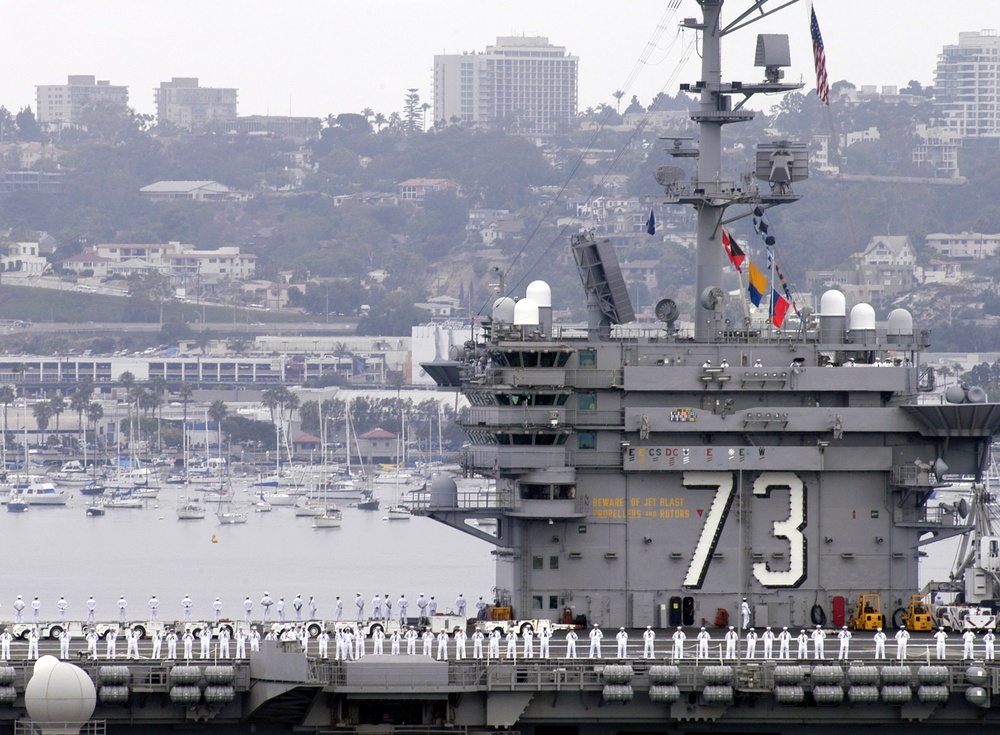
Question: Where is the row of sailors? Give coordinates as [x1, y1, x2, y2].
[6, 593, 487, 625]
[5, 623, 996, 663]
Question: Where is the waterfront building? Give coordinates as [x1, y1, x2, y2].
[35, 75, 129, 130]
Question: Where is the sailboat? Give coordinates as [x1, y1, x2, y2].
[214, 482, 248, 524]
[312, 506, 343, 529]
[176, 496, 206, 520]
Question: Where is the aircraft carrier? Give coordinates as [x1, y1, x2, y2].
[8, 2, 1000, 735]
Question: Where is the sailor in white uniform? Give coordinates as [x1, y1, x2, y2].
[183, 630, 194, 658]
[27, 627, 39, 660]
[934, 626, 948, 659]
[31, 597, 41, 623]
[235, 628, 248, 658]
[405, 626, 418, 655]
[984, 630, 996, 661]
[796, 630, 809, 659]
[963, 629, 976, 660]
[397, 596, 408, 624]
[317, 629, 329, 658]
[260, 593, 274, 622]
[422, 629, 435, 657]
[455, 594, 467, 617]
[211, 597, 222, 623]
[243, 597, 253, 622]
[696, 627, 711, 658]
[13, 596, 24, 623]
[105, 628, 118, 659]
[166, 630, 178, 659]
[522, 626, 535, 658]
[671, 626, 685, 659]
[59, 628, 71, 659]
[615, 628, 628, 658]
[126, 627, 141, 659]
[428, 596, 438, 616]
[218, 627, 231, 658]
[200, 627, 212, 659]
[276, 597, 286, 622]
[149, 596, 160, 621]
[837, 626, 852, 660]
[293, 594, 304, 621]
[57, 596, 68, 622]
[472, 628, 485, 659]
[475, 597, 489, 620]
[436, 630, 448, 660]
[740, 598, 751, 629]
[181, 595, 193, 622]
[151, 629, 163, 659]
[488, 628, 501, 658]
[873, 627, 887, 659]
[86, 596, 96, 623]
[309, 596, 318, 620]
[117, 595, 128, 623]
[588, 625, 603, 658]
[416, 594, 428, 622]
[761, 626, 775, 659]
[354, 593, 364, 623]
[370, 594, 381, 620]
[565, 629, 578, 659]
[505, 630, 517, 659]
[383, 595, 391, 622]
[372, 627, 385, 655]
[724, 626, 738, 659]
[389, 630, 401, 655]
[249, 627, 261, 652]
[643, 626, 657, 659]
[778, 627, 792, 659]
[0, 628, 12, 660]
[86, 628, 99, 659]
[812, 626, 826, 659]
[538, 627, 551, 658]
[745, 628, 758, 659]
[335, 597, 344, 621]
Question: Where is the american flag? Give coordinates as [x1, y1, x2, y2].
[810, 4, 830, 105]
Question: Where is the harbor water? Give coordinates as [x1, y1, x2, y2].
[0, 489, 495, 623]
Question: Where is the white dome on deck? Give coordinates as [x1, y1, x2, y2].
[526, 280, 552, 308]
[820, 290, 846, 317]
[513, 297, 540, 326]
[849, 303, 876, 331]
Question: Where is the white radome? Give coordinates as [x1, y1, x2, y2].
[24, 659, 97, 735]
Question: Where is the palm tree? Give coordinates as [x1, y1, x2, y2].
[360, 107, 374, 124]
[49, 394, 65, 446]
[208, 400, 228, 460]
[373, 112, 386, 131]
[0, 385, 15, 449]
[32, 400, 53, 446]
[612, 89, 625, 113]
[70, 379, 94, 447]
[86, 402, 103, 449]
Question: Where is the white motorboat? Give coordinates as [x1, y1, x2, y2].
[104, 497, 144, 509]
[9, 479, 70, 506]
[217, 508, 248, 524]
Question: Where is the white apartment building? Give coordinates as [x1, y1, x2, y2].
[926, 232, 1000, 259]
[36, 75, 129, 129]
[155, 78, 237, 131]
[434, 36, 577, 135]
[63, 242, 255, 281]
[934, 30, 1000, 137]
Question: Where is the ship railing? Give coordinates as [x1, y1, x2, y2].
[15, 722, 106, 735]
[890, 464, 940, 487]
[411, 490, 504, 512]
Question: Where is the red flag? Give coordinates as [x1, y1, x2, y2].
[721, 226, 745, 273]
[810, 4, 830, 105]
[771, 289, 790, 328]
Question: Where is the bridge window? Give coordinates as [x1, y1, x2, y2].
[578, 432, 595, 450]
[532, 555, 544, 570]
[578, 392, 596, 411]
[578, 350, 595, 368]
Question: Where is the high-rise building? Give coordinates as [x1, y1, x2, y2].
[434, 36, 578, 135]
[155, 78, 238, 132]
[933, 30, 1000, 137]
[35, 75, 129, 129]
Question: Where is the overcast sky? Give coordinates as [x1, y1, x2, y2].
[0, 1, 991, 122]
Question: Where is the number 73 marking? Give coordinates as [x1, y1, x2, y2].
[682, 471, 806, 589]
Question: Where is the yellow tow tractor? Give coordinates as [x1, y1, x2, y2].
[902, 594, 934, 631]
[851, 593, 885, 631]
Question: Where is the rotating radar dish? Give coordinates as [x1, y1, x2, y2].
[700, 287, 725, 310]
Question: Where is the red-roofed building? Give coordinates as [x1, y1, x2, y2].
[62, 249, 113, 278]
[292, 433, 321, 454]
[357, 428, 399, 464]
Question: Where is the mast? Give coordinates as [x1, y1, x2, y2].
[678, 0, 803, 340]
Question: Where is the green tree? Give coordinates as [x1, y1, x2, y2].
[0, 385, 15, 449]
[48, 394, 66, 446]
[403, 89, 422, 134]
[208, 400, 228, 457]
[86, 402, 104, 448]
